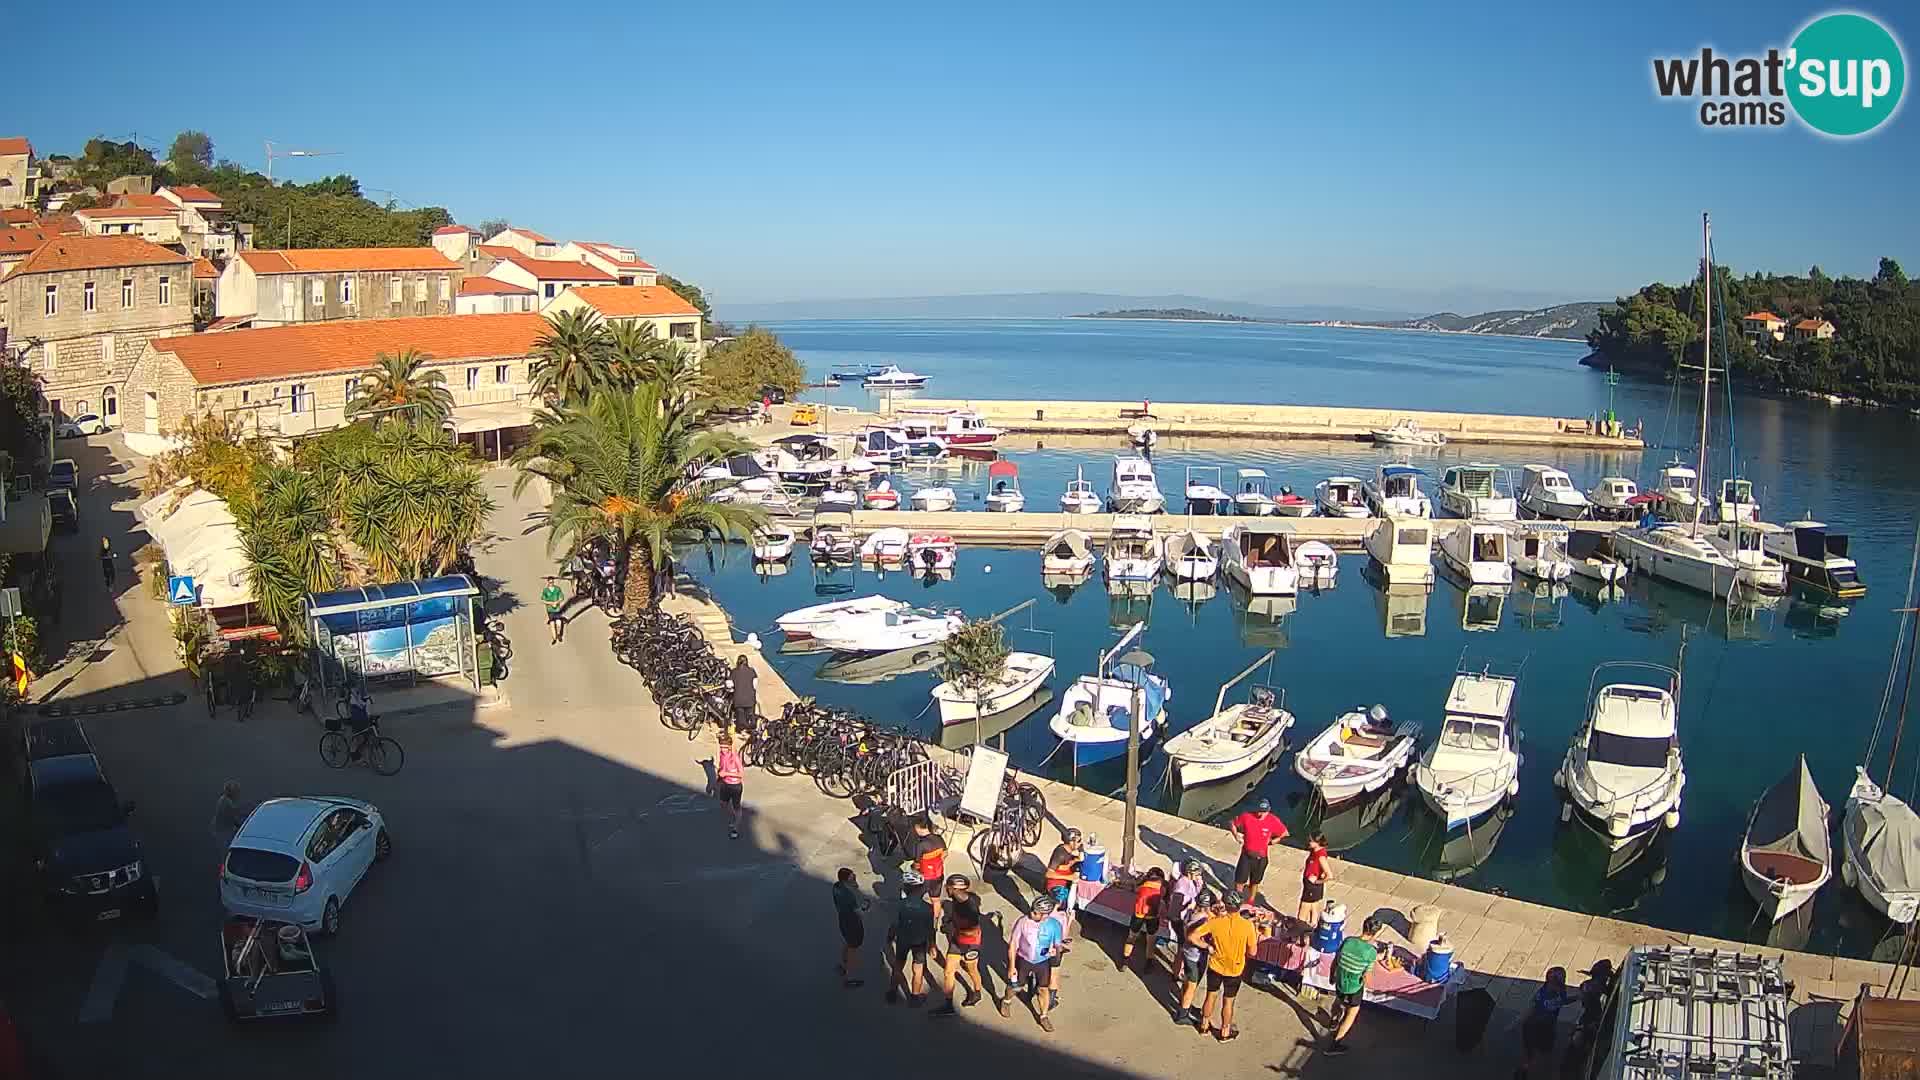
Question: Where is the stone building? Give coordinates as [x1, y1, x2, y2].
[557, 241, 659, 286]
[0, 235, 194, 424]
[482, 227, 558, 259]
[480, 250, 611, 307]
[544, 285, 703, 347]
[0, 137, 34, 209]
[431, 224, 483, 265]
[215, 247, 464, 326]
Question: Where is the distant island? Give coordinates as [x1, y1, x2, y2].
[1311, 301, 1607, 341]
[1073, 308, 1258, 322]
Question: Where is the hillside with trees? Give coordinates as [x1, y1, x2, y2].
[1583, 258, 1920, 403]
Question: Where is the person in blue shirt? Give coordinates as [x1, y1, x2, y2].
[1517, 965, 1575, 1078]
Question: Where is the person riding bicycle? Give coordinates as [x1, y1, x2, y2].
[346, 684, 374, 755]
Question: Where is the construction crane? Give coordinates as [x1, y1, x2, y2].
[263, 140, 342, 182]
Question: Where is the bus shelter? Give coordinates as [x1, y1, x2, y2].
[303, 576, 481, 697]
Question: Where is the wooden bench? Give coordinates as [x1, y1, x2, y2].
[1119, 408, 1153, 420]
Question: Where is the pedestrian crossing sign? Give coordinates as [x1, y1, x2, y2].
[168, 576, 197, 605]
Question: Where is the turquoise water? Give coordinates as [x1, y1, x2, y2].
[694, 319, 1920, 958]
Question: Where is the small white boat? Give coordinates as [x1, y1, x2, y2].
[1233, 468, 1276, 516]
[984, 461, 1025, 513]
[1517, 465, 1589, 521]
[1364, 464, 1432, 519]
[858, 428, 908, 465]
[842, 455, 878, 478]
[1060, 466, 1102, 514]
[1566, 531, 1630, 586]
[1272, 485, 1314, 518]
[1415, 666, 1521, 829]
[910, 485, 957, 512]
[810, 606, 964, 653]
[1844, 767, 1920, 924]
[1105, 514, 1162, 582]
[750, 526, 796, 562]
[1316, 476, 1369, 519]
[1162, 651, 1291, 794]
[1126, 423, 1158, 449]
[1371, 418, 1447, 448]
[1715, 477, 1760, 524]
[775, 595, 907, 640]
[1587, 476, 1642, 521]
[1651, 461, 1700, 521]
[932, 651, 1056, 726]
[1296, 541, 1338, 588]
[1041, 529, 1096, 577]
[1556, 661, 1686, 852]
[1437, 463, 1516, 522]
[1438, 521, 1513, 585]
[907, 532, 957, 573]
[1706, 519, 1788, 595]
[900, 435, 948, 462]
[1761, 519, 1866, 598]
[1293, 705, 1422, 803]
[1740, 755, 1831, 924]
[863, 478, 901, 510]
[1183, 466, 1232, 515]
[859, 526, 911, 565]
[817, 483, 859, 512]
[1363, 514, 1435, 586]
[1108, 456, 1166, 514]
[1048, 623, 1170, 766]
[1508, 526, 1574, 582]
[1219, 524, 1299, 595]
[1613, 521, 1749, 597]
[808, 509, 858, 563]
[864, 365, 929, 389]
[1163, 529, 1219, 582]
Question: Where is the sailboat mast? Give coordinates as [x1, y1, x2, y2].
[1694, 211, 1712, 539]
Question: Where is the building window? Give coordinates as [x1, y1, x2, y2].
[83, 281, 95, 312]
[241, 389, 250, 403]
[414, 277, 428, 302]
[389, 275, 401, 303]
[103, 387, 117, 417]
[122, 278, 133, 307]
[669, 321, 696, 341]
[345, 377, 360, 402]
[312, 279, 325, 306]
[466, 367, 478, 391]
[495, 363, 510, 384]
[543, 283, 556, 300]
[341, 277, 353, 304]
[289, 383, 307, 414]
[159, 275, 171, 305]
[43, 341, 57, 371]
[44, 285, 56, 316]
[438, 275, 450, 301]
[282, 281, 296, 315]
[101, 333, 115, 368]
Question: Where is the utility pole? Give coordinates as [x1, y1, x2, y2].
[1118, 645, 1153, 869]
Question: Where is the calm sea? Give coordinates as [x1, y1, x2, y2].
[689, 318, 1920, 958]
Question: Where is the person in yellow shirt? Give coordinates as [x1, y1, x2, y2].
[1186, 891, 1265, 1041]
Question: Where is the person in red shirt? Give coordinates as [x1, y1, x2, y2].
[1230, 798, 1288, 909]
[1297, 832, 1331, 932]
[909, 817, 947, 946]
[1120, 866, 1166, 972]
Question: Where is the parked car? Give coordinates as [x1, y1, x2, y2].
[758, 385, 788, 405]
[47, 459, 78, 492]
[21, 717, 157, 921]
[220, 797, 391, 935]
[55, 413, 108, 438]
[48, 488, 78, 533]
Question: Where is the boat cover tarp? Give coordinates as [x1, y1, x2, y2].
[1382, 465, 1424, 478]
[1043, 530, 1092, 559]
[1105, 664, 1167, 732]
[1748, 757, 1831, 864]
[1851, 792, 1920, 892]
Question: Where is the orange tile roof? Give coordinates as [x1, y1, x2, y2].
[1744, 311, 1783, 322]
[38, 213, 81, 235]
[0, 137, 31, 157]
[0, 228, 53, 258]
[492, 252, 614, 282]
[165, 184, 221, 204]
[204, 315, 255, 333]
[475, 244, 519, 260]
[577, 241, 657, 271]
[236, 247, 460, 274]
[76, 205, 179, 220]
[0, 235, 190, 280]
[1793, 318, 1830, 330]
[434, 224, 479, 236]
[498, 227, 552, 243]
[150, 312, 550, 385]
[458, 278, 534, 295]
[570, 284, 700, 318]
[114, 193, 175, 210]
[1, 208, 37, 226]
[193, 257, 219, 279]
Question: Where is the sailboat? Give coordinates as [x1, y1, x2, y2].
[1842, 519, 1920, 924]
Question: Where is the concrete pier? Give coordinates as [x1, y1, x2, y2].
[793, 509, 1629, 549]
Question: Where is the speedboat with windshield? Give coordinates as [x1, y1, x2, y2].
[1555, 661, 1686, 853]
[1760, 518, 1866, 598]
[1107, 456, 1165, 514]
[809, 605, 964, 653]
[1363, 464, 1432, 518]
[1183, 466, 1232, 515]
[864, 365, 928, 389]
[1232, 468, 1276, 516]
[1415, 665, 1521, 829]
[775, 595, 907, 641]
[1437, 463, 1516, 521]
[1293, 704, 1421, 804]
[1517, 465, 1588, 520]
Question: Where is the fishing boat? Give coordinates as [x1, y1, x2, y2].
[1047, 623, 1170, 766]
[1219, 524, 1299, 595]
[1363, 464, 1432, 519]
[1315, 476, 1369, 519]
[1104, 515, 1162, 583]
[1126, 423, 1158, 450]
[932, 652, 1056, 726]
[1232, 468, 1276, 516]
[859, 527, 910, 566]
[909, 484, 956, 512]
[1060, 466, 1103, 514]
[1508, 526, 1574, 581]
[750, 525, 796, 562]
[1363, 514, 1435, 586]
[907, 533, 957, 573]
[1437, 463, 1516, 521]
[1107, 456, 1166, 514]
[1739, 756, 1832, 923]
[1517, 465, 1589, 521]
[859, 427, 908, 465]
[1705, 519, 1789, 594]
[1161, 650, 1291, 795]
[1437, 521, 1512, 585]
[897, 408, 1000, 447]
[1296, 541, 1339, 588]
[983, 461, 1024, 512]
[1843, 523, 1920, 923]
[1041, 529, 1096, 576]
[1415, 665, 1521, 829]
[1760, 519, 1866, 598]
[1715, 477, 1760, 524]
[810, 606, 964, 653]
[1183, 466, 1232, 515]
[817, 481, 859, 513]
[864, 365, 928, 389]
[863, 478, 901, 510]
[775, 595, 907, 640]
[808, 508, 858, 563]
[1371, 418, 1447, 448]
[1293, 705, 1421, 803]
[1651, 462, 1701, 521]
[1273, 485, 1315, 518]
[1566, 531, 1629, 586]
[1162, 529, 1218, 582]
[1586, 477, 1642, 522]
[1555, 660, 1686, 852]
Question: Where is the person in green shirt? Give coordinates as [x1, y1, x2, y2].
[541, 576, 567, 644]
[1326, 915, 1389, 1056]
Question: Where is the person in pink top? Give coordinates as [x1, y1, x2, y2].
[1229, 798, 1288, 909]
[714, 728, 746, 840]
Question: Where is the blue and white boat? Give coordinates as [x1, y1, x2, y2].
[1048, 624, 1171, 766]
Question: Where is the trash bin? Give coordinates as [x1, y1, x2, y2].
[1035, 409, 1045, 421]
[478, 640, 496, 685]
[1454, 987, 1495, 1053]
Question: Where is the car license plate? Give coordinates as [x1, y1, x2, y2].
[261, 1002, 302, 1015]
[96, 908, 121, 921]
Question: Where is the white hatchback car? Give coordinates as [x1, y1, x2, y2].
[55, 413, 108, 438]
[220, 797, 390, 934]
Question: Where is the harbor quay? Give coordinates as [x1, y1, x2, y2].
[784, 509, 1633, 549]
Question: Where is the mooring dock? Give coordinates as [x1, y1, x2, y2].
[791, 511, 1629, 548]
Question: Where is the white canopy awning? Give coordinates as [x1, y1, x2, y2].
[137, 484, 253, 609]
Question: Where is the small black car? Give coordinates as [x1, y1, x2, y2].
[23, 718, 157, 921]
[758, 385, 787, 405]
[48, 488, 77, 533]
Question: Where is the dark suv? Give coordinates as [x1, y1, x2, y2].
[22, 717, 157, 921]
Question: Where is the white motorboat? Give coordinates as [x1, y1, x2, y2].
[1219, 524, 1300, 595]
[817, 482, 859, 513]
[1108, 456, 1166, 514]
[858, 427, 908, 465]
[700, 453, 777, 504]
[811, 606, 964, 653]
[1294, 704, 1422, 804]
[1041, 529, 1096, 576]
[932, 651, 1056, 726]
[808, 509, 859, 563]
[1232, 468, 1276, 516]
[1761, 519, 1866, 598]
[1565, 531, 1629, 586]
[1706, 520, 1788, 595]
[1371, 418, 1447, 448]
[984, 461, 1024, 513]
[775, 595, 907, 640]
[1740, 756, 1832, 924]
[750, 526, 796, 562]
[1163, 529, 1218, 582]
[1715, 477, 1760, 524]
[859, 526, 911, 566]
[1652, 462, 1701, 521]
[907, 532, 957, 573]
[1296, 541, 1338, 588]
[1438, 521, 1513, 585]
[1161, 650, 1291, 794]
[1508, 526, 1574, 582]
[1363, 464, 1432, 519]
[1437, 463, 1516, 522]
[1415, 666, 1521, 829]
[1843, 769, 1920, 924]
[1126, 423, 1158, 449]
[1586, 476, 1642, 522]
[1048, 623, 1170, 766]
[1105, 515, 1161, 583]
[896, 408, 1000, 447]
[1364, 514, 1435, 586]
[863, 478, 901, 510]
[1183, 466, 1232, 515]
[909, 484, 957, 512]
[841, 455, 878, 478]
[1613, 521, 1749, 597]
[1517, 465, 1589, 521]
[900, 435, 948, 462]
[1316, 476, 1368, 519]
[1556, 661, 1686, 852]
[864, 365, 928, 389]
[1060, 466, 1102, 514]
[1273, 484, 1315, 518]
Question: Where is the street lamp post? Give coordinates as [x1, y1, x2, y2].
[1117, 647, 1153, 870]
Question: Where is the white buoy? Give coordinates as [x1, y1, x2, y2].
[1507, 779, 1520, 798]
[1663, 808, 1681, 830]
[983, 565, 992, 574]
[1559, 801, 1572, 823]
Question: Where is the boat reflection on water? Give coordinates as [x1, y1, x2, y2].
[1227, 580, 1294, 649]
[937, 687, 1055, 751]
[1107, 582, 1154, 627]
[1622, 572, 1776, 642]
[1406, 800, 1513, 883]
[1511, 580, 1566, 631]
[1362, 561, 1429, 639]
[1299, 781, 1408, 854]
[1784, 595, 1850, 640]
[1552, 810, 1671, 914]
[1718, 869, 1819, 952]
[1164, 745, 1285, 825]
[1169, 578, 1218, 613]
[1451, 582, 1508, 633]
[1564, 572, 1624, 613]
[811, 559, 859, 597]
[816, 645, 945, 685]
[754, 558, 792, 581]
[1042, 569, 1095, 605]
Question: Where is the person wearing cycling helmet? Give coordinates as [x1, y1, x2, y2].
[1173, 890, 1221, 1026]
[931, 874, 987, 1017]
[885, 869, 937, 1007]
[1121, 867, 1167, 971]
[1043, 828, 1084, 915]
[998, 894, 1069, 1032]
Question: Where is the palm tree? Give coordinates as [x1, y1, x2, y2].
[607, 320, 664, 388]
[232, 466, 338, 639]
[641, 340, 706, 406]
[531, 309, 614, 406]
[512, 383, 762, 612]
[346, 349, 455, 430]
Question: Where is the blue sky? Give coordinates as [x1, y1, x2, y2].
[13, 1, 1917, 311]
